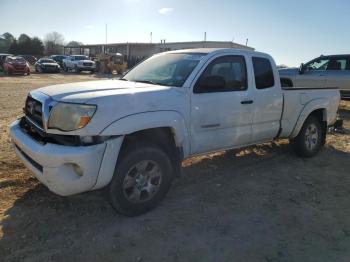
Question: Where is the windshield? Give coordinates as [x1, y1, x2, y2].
[74, 56, 88, 61]
[123, 53, 206, 87]
[40, 59, 55, 63]
[8, 57, 25, 63]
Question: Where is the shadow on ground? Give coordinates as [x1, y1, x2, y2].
[1, 142, 350, 262]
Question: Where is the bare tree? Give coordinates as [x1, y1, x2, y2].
[44, 32, 65, 55]
[67, 41, 83, 47]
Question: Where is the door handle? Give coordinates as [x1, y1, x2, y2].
[241, 100, 253, 104]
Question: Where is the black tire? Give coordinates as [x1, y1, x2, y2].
[64, 64, 68, 72]
[290, 115, 323, 157]
[75, 66, 80, 73]
[108, 141, 174, 216]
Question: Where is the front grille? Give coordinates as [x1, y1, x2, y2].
[19, 117, 82, 146]
[24, 96, 43, 129]
[83, 62, 92, 66]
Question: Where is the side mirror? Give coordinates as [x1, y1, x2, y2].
[194, 75, 226, 93]
[299, 63, 305, 74]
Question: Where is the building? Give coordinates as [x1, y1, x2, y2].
[64, 41, 254, 67]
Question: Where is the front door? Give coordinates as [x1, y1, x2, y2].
[190, 55, 253, 155]
[325, 56, 350, 93]
[295, 57, 330, 88]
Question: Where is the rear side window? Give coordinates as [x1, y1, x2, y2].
[252, 57, 275, 89]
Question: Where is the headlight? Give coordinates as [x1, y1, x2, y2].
[48, 103, 96, 131]
[78, 62, 83, 65]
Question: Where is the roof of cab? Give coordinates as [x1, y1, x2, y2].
[166, 48, 270, 58]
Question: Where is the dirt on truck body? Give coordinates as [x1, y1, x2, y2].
[1, 73, 350, 261]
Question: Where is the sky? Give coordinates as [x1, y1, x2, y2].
[1, 0, 349, 66]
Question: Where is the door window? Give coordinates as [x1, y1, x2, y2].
[252, 57, 275, 89]
[194, 55, 247, 93]
[305, 58, 330, 71]
[326, 58, 348, 71]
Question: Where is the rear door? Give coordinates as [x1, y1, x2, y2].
[250, 56, 283, 142]
[295, 57, 329, 88]
[190, 54, 254, 154]
[325, 56, 350, 96]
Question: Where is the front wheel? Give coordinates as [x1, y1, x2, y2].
[290, 115, 323, 157]
[108, 142, 174, 216]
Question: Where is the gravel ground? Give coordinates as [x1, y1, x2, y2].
[0, 72, 350, 262]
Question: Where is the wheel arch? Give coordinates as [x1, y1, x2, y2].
[290, 100, 328, 139]
[100, 111, 190, 156]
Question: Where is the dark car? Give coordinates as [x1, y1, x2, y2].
[0, 53, 13, 71]
[35, 58, 60, 73]
[18, 55, 37, 65]
[49, 55, 68, 68]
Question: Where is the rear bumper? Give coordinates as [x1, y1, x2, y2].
[9, 119, 123, 196]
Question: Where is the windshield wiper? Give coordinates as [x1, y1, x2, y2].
[119, 78, 128, 81]
[134, 80, 168, 86]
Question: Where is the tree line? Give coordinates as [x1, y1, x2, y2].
[0, 32, 83, 56]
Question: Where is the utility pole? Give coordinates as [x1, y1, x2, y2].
[246, 38, 248, 46]
[204, 32, 207, 47]
[105, 24, 108, 53]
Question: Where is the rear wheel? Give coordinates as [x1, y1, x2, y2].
[290, 115, 323, 157]
[108, 141, 174, 216]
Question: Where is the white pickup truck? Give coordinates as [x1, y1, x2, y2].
[10, 49, 340, 216]
[62, 55, 96, 73]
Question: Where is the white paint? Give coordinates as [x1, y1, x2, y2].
[10, 48, 340, 196]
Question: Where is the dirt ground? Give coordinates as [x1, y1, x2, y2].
[0, 72, 350, 262]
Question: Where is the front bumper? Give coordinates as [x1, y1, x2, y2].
[10, 119, 123, 196]
[77, 65, 96, 70]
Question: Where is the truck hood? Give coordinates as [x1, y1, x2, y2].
[37, 79, 174, 103]
[36, 79, 187, 135]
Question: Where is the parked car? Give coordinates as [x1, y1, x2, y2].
[279, 54, 350, 99]
[35, 58, 60, 73]
[10, 48, 340, 216]
[3, 56, 30, 75]
[18, 55, 37, 65]
[0, 53, 13, 71]
[49, 55, 68, 68]
[62, 55, 96, 73]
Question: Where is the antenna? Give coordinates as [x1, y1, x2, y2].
[150, 32, 153, 43]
